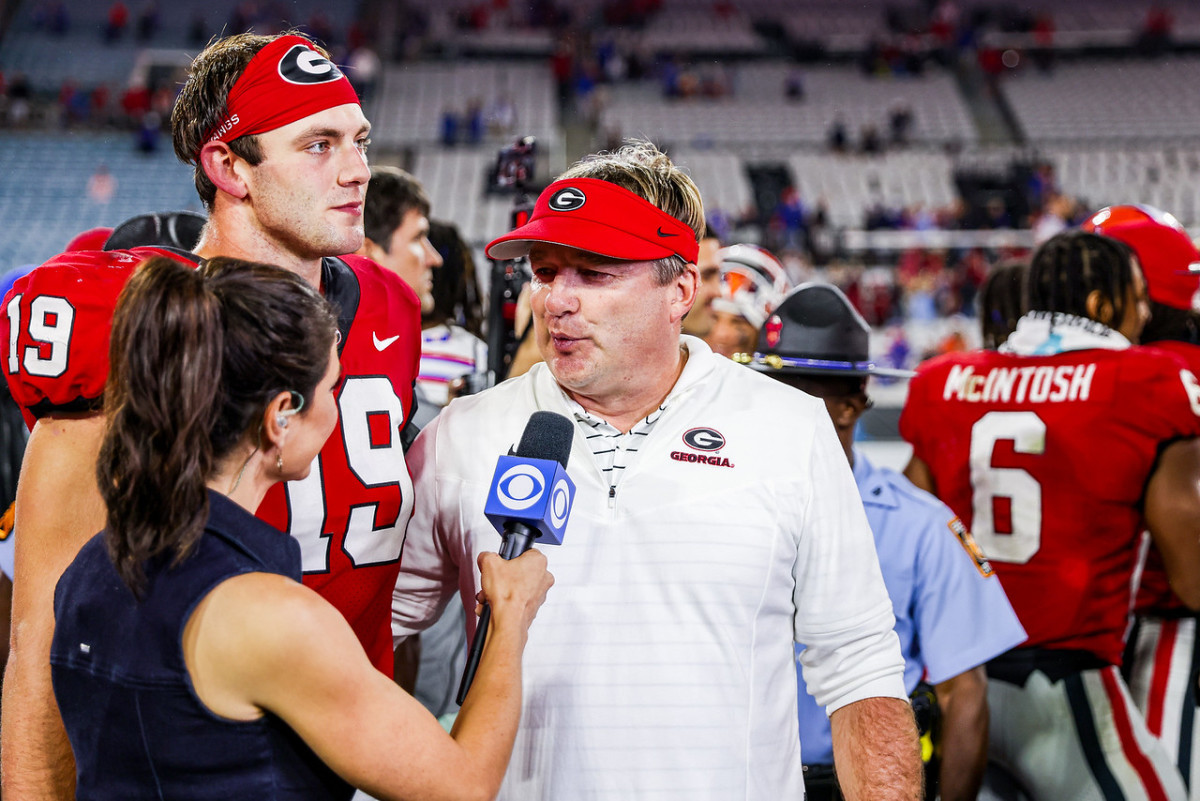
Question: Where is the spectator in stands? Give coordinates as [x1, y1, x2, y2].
[827, 116, 848, 153]
[748, 282, 1025, 801]
[486, 94, 518, 137]
[1032, 192, 1075, 245]
[773, 186, 807, 253]
[86, 164, 116, 204]
[347, 43, 382, 105]
[1139, 4, 1174, 56]
[860, 124, 883, 155]
[440, 106, 460, 147]
[104, 0, 128, 43]
[889, 103, 914, 147]
[135, 0, 158, 42]
[785, 68, 805, 101]
[187, 11, 207, 45]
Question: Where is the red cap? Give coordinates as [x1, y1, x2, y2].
[486, 178, 700, 264]
[64, 227, 114, 252]
[1083, 205, 1200, 311]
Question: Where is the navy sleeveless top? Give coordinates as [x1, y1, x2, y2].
[51, 491, 353, 800]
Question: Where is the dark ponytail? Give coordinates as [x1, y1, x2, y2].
[98, 256, 337, 594]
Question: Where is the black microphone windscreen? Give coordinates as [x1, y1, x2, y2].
[515, 411, 574, 467]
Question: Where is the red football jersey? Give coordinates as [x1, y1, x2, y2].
[900, 345, 1200, 665]
[1134, 339, 1200, 616]
[257, 254, 420, 674]
[2, 250, 421, 675]
[2, 247, 196, 424]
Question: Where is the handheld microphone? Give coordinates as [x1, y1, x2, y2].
[456, 411, 575, 703]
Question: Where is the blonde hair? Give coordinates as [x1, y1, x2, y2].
[559, 140, 704, 283]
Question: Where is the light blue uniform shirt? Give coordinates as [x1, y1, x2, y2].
[796, 449, 1027, 765]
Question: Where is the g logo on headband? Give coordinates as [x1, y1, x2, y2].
[278, 44, 345, 85]
[549, 187, 587, 212]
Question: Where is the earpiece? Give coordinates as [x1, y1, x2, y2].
[274, 391, 304, 430]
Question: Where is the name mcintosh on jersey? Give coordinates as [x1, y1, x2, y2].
[941, 362, 1097, 404]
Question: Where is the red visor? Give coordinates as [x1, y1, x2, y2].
[486, 178, 700, 263]
[202, 35, 359, 154]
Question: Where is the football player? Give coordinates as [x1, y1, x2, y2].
[1086, 204, 1200, 798]
[901, 230, 1200, 799]
[0, 32, 421, 798]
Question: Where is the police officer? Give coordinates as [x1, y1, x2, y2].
[743, 282, 1027, 801]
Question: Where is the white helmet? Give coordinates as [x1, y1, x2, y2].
[712, 244, 791, 328]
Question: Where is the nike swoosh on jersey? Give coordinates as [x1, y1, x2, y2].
[373, 332, 401, 351]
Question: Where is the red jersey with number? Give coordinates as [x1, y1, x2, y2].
[2, 249, 421, 675]
[1134, 339, 1200, 616]
[900, 342, 1200, 665]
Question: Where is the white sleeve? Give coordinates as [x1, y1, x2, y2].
[792, 411, 907, 715]
[392, 413, 463, 646]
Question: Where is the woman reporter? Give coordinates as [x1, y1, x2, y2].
[51, 256, 552, 801]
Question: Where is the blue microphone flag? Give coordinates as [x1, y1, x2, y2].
[483, 455, 575, 546]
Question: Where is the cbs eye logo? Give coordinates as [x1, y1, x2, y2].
[278, 45, 345, 85]
[549, 478, 572, 528]
[497, 465, 547, 510]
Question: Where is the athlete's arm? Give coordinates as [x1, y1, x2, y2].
[2, 413, 108, 800]
[1143, 437, 1200, 610]
[902, 455, 936, 496]
[190, 549, 553, 801]
[830, 696, 922, 801]
[934, 666, 988, 801]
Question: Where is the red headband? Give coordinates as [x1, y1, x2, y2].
[486, 178, 700, 264]
[204, 35, 359, 152]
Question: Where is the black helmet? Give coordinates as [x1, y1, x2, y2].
[104, 211, 206, 251]
[740, 282, 913, 378]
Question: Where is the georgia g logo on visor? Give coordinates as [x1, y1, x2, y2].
[278, 45, 345, 85]
[682, 427, 726, 452]
[548, 187, 587, 212]
[496, 465, 547, 511]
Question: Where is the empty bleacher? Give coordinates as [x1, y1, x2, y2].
[1001, 57, 1200, 142]
[370, 62, 558, 148]
[0, 132, 199, 269]
[600, 63, 976, 149]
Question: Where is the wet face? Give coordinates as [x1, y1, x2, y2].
[682, 237, 721, 336]
[242, 103, 371, 261]
[705, 310, 757, 358]
[528, 243, 693, 408]
[372, 209, 442, 313]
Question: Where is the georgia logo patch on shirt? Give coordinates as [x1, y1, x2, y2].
[670, 427, 734, 468]
[948, 517, 994, 577]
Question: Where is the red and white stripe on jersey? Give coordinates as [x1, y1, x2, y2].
[1126, 616, 1200, 796]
